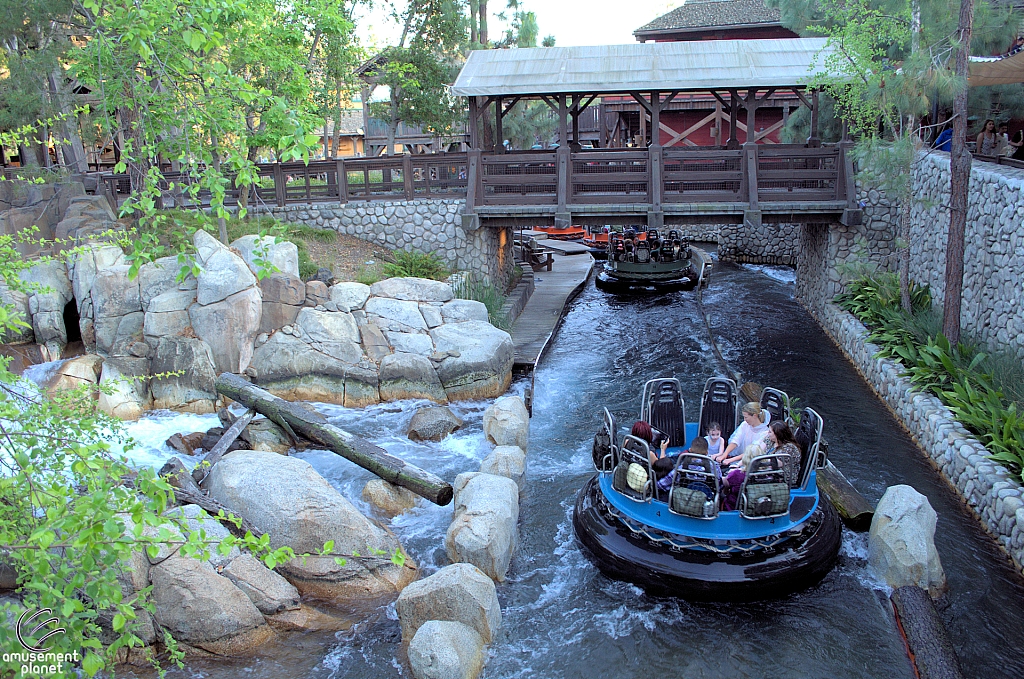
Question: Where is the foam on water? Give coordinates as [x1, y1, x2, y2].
[21, 358, 65, 386]
[116, 410, 221, 469]
[741, 262, 797, 285]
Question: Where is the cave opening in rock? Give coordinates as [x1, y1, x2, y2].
[63, 300, 82, 344]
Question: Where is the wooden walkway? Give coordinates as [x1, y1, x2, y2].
[511, 253, 594, 371]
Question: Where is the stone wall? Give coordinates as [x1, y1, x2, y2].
[908, 153, 1024, 361]
[804, 301, 1024, 573]
[719, 221, 800, 265]
[260, 199, 514, 287]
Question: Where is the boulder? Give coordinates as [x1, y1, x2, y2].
[45, 354, 103, 396]
[97, 357, 151, 420]
[147, 288, 197, 313]
[295, 308, 361, 344]
[386, 331, 434, 356]
[259, 302, 302, 334]
[445, 473, 519, 582]
[21, 260, 74, 347]
[420, 304, 444, 328]
[408, 621, 485, 679]
[221, 554, 301, 615]
[362, 479, 420, 518]
[163, 504, 242, 568]
[365, 297, 428, 331]
[479, 446, 526, 491]
[429, 322, 513, 401]
[330, 282, 371, 311]
[94, 311, 145, 358]
[67, 245, 125, 316]
[244, 418, 293, 454]
[92, 265, 144, 355]
[265, 604, 352, 632]
[370, 277, 454, 303]
[407, 407, 464, 442]
[379, 353, 448, 403]
[231, 235, 300, 279]
[205, 450, 415, 600]
[189, 287, 262, 374]
[360, 322, 392, 363]
[249, 332, 379, 407]
[0, 283, 32, 343]
[869, 485, 946, 596]
[260, 273, 305, 304]
[440, 300, 489, 324]
[305, 280, 329, 306]
[194, 230, 257, 306]
[482, 396, 530, 451]
[395, 562, 501, 643]
[149, 554, 271, 655]
[151, 337, 217, 413]
[137, 257, 182, 310]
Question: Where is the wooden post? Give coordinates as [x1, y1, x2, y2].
[495, 96, 503, 153]
[216, 373, 454, 506]
[337, 159, 349, 202]
[715, 100, 723, 146]
[745, 145, 759, 211]
[728, 91, 739, 150]
[468, 97, 480, 150]
[807, 89, 821, 147]
[403, 153, 414, 199]
[649, 91, 663, 229]
[273, 163, 286, 207]
[639, 105, 647, 146]
[557, 94, 567, 148]
[650, 91, 661, 148]
[599, 102, 607, 148]
[746, 89, 758, 144]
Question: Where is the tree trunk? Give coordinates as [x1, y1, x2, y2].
[47, 68, 89, 174]
[470, 0, 478, 45]
[333, 80, 343, 159]
[387, 94, 399, 156]
[215, 373, 454, 506]
[944, 0, 973, 345]
[479, 0, 488, 45]
[816, 461, 874, 531]
[898, 182, 913, 313]
[211, 139, 229, 243]
[891, 586, 965, 679]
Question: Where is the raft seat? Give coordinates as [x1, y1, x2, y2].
[668, 454, 719, 519]
[760, 387, 791, 426]
[738, 453, 792, 519]
[698, 377, 737, 440]
[642, 379, 686, 449]
[794, 407, 825, 490]
[612, 435, 654, 503]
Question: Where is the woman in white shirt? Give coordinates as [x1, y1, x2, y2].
[714, 402, 770, 468]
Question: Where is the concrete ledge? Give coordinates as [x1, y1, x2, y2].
[498, 265, 534, 328]
[805, 300, 1024, 573]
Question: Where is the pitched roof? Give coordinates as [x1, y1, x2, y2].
[635, 0, 782, 36]
[451, 38, 833, 97]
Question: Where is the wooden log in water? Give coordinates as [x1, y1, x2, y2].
[191, 409, 255, 485]
[816, 460, 874, 531]
[159, 457, 264, 539]
[891, 586, 965, 679]
[215, 373, 454, 506]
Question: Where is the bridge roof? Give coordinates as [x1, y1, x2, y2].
[451, 38, 832, 97]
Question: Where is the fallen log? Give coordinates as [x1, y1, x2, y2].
[159, 457, 264, 539]
[192, 409, 255, 485]
[891, 586, 965, 679]
[817, 460, 874, 531]
[215, 373, 454, 506]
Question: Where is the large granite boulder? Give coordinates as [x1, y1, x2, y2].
[0, 283, 32, 343]
[386, 331, 433, 356]
[869, 485, 946, 596]
[407, 407, 464, 442]
[20, 260, 74, 353]
[194, 230, 257, 306]
[395, 562, 501, 643]
[362, 479, 420, 518]
[45, 354, 102, 396]
[189, 287, 262, 374]
[149, 553, 271, 655]
[260, 273, 305, 333]
[370, 277, 453, 303]
[221, 553, 301, 615]
[479, 446, 526, 491]
[330, 282, 371, 311]
[92, 265, 143, 356]
[379, 353, 448, 403]
[231, 235, 300, 279]
[430, 322, 513, 401]
[205, 450, 415, 600]
[137, 257, 181, 311]
[66, 244, 126, 347]
[482, 396, 530, 451]
[445, 473, 519, 582]
[365, 297, 428, 332]
[150, 337, 217, 413]
[143, 289, 196, 342]
[249, 331, 379, 407]
[97, 356, 151, 420]
[408, 621, 485, 679]
[440, 300, 489, 324]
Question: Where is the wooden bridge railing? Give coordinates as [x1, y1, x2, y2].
[89, 145, 854, 217]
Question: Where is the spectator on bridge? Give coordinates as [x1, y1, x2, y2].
[977, 119, 999, 156]
[1010, 129, 1024, 160]
[998, 123, 1010, 156]
[934, 127, 953, 152]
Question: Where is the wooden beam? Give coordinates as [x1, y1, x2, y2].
[728, 90, 740, 149]
[495, 96, 503, 153]
[754, 118, 786, 143]
[792, 88, 812, 109]
[499, 96, 522, 119]
[660, 110, 718, 147]
[650, 90, 661, 147]
[539, 95, 558, 113]
[468, 97, 480, 150]
[629, 91, 653, 115]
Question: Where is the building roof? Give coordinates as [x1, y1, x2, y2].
[451, 38, 832, 97]
[635, 0, 782, 37]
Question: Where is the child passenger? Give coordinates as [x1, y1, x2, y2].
[720, 442, 765, 511]
[704, 422, 724, 459]
[655, 437, 710, 491]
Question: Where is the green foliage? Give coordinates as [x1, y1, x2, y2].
[451, 272, 509, 331]
[382, 250, 450, 280]
[837, 272, 1024, 478]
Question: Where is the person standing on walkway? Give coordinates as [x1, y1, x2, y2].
[977, 119, 999, 156]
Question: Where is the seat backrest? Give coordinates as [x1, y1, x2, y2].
[668, 453, 720, 519]
[592, 407, 618, 472]
[640, 378, 686, 446]
[635, 242, 651, 263]
[794, 407, 824, 489]
[759, 387, 791, 425]
[611, 435, 654, 502]
[738, 453, 791, 518]
[698, 377, 737, 440]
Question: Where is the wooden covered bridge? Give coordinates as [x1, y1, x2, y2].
[453, 38, 861, 231]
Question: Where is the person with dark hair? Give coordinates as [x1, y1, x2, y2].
[934, 126, 953, 152]
[765, 420, 803, 487]
[655, 436, 710, 490]
[704, 422, 724, 459]
[715, 402, 769, 467]
[977, 119, 999, 156]
[631, 420, 669, 464]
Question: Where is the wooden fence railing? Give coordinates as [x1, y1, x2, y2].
[87, 145, 855, 214]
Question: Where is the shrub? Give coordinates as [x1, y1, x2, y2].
[382, 249, 450, 281]
[452, 272, 509, 331]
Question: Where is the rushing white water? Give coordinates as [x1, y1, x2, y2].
[741, 262, 797, 285]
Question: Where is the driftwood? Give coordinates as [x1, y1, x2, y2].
[191, 409, 255, 485]
[891, 586, 965, 679]
[159, 457, 264, 539]
[215, 373, 454, 506]
[816, 461, 875, 531]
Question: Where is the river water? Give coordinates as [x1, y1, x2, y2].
[106, 256, 1024, 678]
